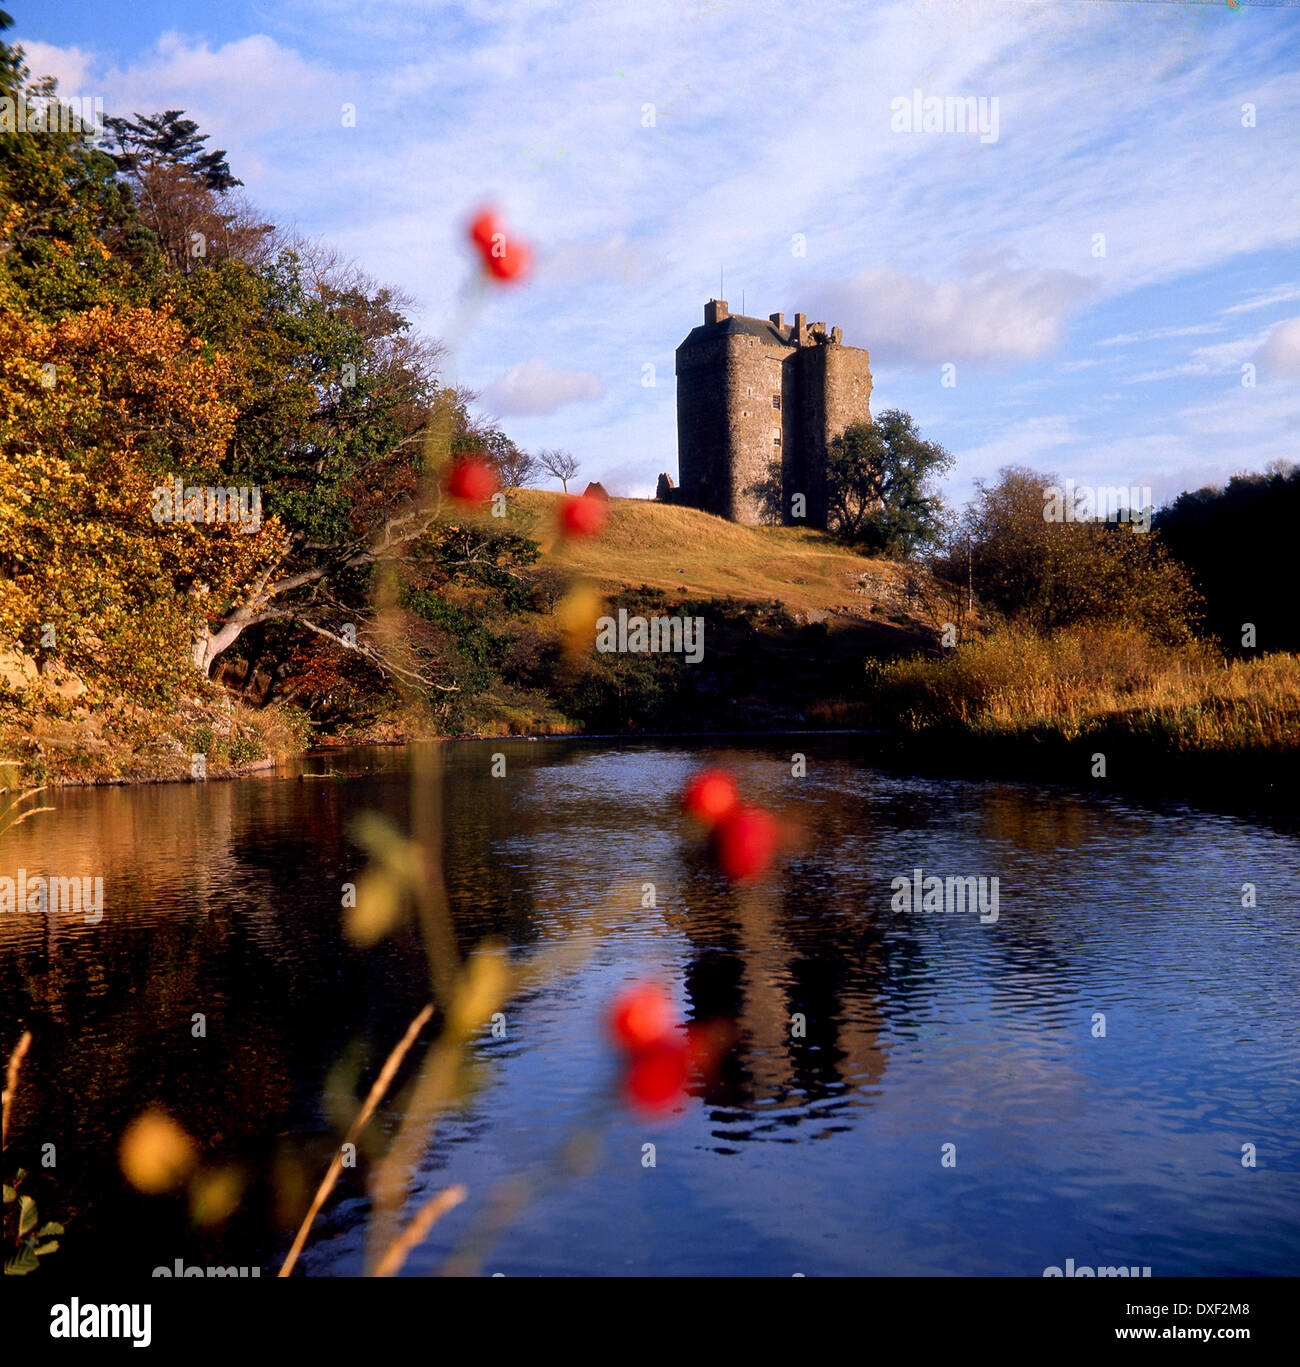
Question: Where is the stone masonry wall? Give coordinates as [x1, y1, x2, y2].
[673, 303, 874, 529]
[675, 334, 733, 518]
[726, 333, 790, 523]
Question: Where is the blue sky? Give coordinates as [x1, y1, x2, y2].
[15, 0, 1300, 506]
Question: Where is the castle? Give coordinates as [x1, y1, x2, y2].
[658, 299, 874, 528]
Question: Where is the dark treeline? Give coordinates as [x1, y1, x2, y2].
[1154, 465, 1300, 655]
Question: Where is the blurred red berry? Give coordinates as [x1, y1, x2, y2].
[558, 492, 608, 538]
[682, 768, 740, 828]
[624, 1039, 689, 1113]
[445, 456, 498, 505]
[467, 206, 531, 284]
[486, 240, 531, 282]
[469, 207, 501, 254]
[610, 982, 674, 1052]
[713, 805, 778, 882]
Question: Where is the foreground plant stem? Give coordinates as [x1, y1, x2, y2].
[279, 1004, 434, 1277]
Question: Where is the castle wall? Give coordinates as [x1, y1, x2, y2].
[675, 335, 733, 518]
[724, 335, 790, 524]
[823, 343, 874, 441]
[793, 343, 874, 528]
[673, 302, 873, 530]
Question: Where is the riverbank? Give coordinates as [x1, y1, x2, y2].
[4, 622, 1295, 823]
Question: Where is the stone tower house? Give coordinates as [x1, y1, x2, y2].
[665, 299, 874, 527]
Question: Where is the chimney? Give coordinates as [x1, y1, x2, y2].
[795, 312, 807, 345]
[831, 326, 842, 345]
[705, 298, 730, 326]
[769, 312, 784, 330]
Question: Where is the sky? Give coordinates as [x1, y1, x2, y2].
[14, 0, 1300, 507]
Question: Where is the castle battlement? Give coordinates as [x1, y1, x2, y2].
[664, 300, 873, 527]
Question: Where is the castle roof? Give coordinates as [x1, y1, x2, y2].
[679, 313, 795, 349]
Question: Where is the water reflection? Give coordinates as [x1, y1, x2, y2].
[3, 739, 1299, 1277]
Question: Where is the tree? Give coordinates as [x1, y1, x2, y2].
[911, 508, 978, 644]
[0, 36, 534, 710]
[180, 249, 458, 680]
[479, 429, 536, 488]
[0, 18, 141, 318]
[0, 303, 282, 700]
[537, 447, 579, 492]
[102, 110, 241, 192]
[1153, 463, 1300, 654]
[100, 111, 273, 274]
[825, 410, 953, 557]
[965, 466, 1198, 642]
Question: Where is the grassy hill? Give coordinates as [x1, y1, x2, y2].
[416, 489, 941, 741]
[513, 489, 924, 623]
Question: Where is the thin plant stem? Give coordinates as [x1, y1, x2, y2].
[372, 1183, 468, 1277]
[278, 1003, 434, 1277]
[2, 1030, 32, 1152]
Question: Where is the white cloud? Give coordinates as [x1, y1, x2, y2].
[804, 257, 1094, 368]
[957, 414, 1081, 476]
[481, 357, 605, 416]
[1125, 332, 1269, 384]
[16, 0, 1300, 507]
[1254, 317, 1300, 377]
[16, 41, 95, 94]
[1097, 324, 1223, 347]
[1222, 284, 1300, 316]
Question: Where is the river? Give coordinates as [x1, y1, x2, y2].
[3, 738, 1298, 1277]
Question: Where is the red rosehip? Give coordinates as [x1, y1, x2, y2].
[468, 208, 501, 254]
[468, 206, 531, 284]
[445, 456, 498, 505]
[558, 492, 608, 538]
[485, 240, 531, 283]
[624, 1039, 689, 1113]
[610, 982, 675, 1052]
[713, 805, 778, 882]
[682, 768, 740, 828]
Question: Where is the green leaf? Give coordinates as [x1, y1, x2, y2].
[3, 1245, 39, 1275]
[18, 1194, 38, 1236]
[13, 1167, 26, 1183]
[36, 1221, 64, 1236]
[33, 1239, 59, 1257]
[1, 1184, 14, 1203]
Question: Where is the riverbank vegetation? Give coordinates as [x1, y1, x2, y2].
[848, 464, 1299, 787]
[837, 626, 1300, 751]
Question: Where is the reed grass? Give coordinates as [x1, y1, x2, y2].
[858, 625, 1300, 752]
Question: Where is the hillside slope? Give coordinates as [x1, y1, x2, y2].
[512, 490, 922, 622]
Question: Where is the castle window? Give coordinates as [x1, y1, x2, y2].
[773, 431, 781, 446]
[772, 394, 781, 410]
